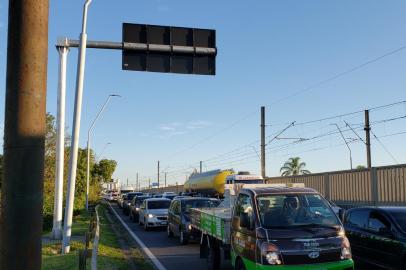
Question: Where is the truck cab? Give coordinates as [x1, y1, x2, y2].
[230, 187, 353, 270]
[193, 184, 354, 270]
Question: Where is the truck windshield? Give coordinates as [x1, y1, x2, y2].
[257, 194, 340, 229]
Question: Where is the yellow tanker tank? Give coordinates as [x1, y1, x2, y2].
[184, 169, 234, 197]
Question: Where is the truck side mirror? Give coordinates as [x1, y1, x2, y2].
[240, 212, 250, 228]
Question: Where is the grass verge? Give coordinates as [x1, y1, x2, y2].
[42, 203, 153, 270]
[42, 209, 90, 270]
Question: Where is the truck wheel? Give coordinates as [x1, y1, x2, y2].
[180, 231, 189, 245]
[206, 240, 220, 270]
[167, 226, 174, 238]
[235, 258, 246, 270]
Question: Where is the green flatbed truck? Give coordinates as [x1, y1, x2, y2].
[190, 184, 354, 270]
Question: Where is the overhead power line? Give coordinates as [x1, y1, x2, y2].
[267, 45, 406, 106]
[370, 130, 399, 164]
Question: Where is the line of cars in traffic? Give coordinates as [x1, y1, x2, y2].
[113, 190, 406, 270]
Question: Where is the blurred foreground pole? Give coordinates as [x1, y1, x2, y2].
[0, 0, 49, 269]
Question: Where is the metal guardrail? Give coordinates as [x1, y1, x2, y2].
[79, 204, 100, 270]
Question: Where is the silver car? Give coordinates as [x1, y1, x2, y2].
[138, 198, 171, 231]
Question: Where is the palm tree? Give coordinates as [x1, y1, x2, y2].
[280, 157, 311, 176]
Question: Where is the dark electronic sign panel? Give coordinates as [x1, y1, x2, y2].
[122, 23, 216, 75]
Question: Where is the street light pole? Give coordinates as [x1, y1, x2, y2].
[62, 0, 92, 254]
[95, 142, 112, 162]
[86, 94, 120, 210]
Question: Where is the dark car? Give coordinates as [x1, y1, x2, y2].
[343, 206, 406, 270]
[130, 195, 151, 222]
[122, 192, 143, 215]
[167, 197, 220, 244]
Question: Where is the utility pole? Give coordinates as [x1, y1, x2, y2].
[157, 160, 160, 188]
[1, 0, 49, 268]
[52, 43, 68, 240]
[126, 178, 128, 186]
[149, 178, 151, 189]
[260, 106, 266, 178]
[365, 110, 372, 168]
[164, 172, 167, 188]
[200, 161, 203, 173]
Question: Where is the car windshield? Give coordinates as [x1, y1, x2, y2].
[182, 199, 220, 212]
[388, 210, 406, 232]
[148, 200, 171, 209]
[257, 194, 340, 229]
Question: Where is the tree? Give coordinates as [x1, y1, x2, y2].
[356, 165, 366, 169]
[92, 159, 117, 183]
[280, 157, 311, 176]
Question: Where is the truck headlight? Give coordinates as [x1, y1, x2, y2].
[148, 214, 154, 219]
[261, 242, 282, 265]
[187, 223, 192, 231]
[341, 237, 352, 260]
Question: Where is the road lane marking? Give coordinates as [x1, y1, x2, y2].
[108, 202, 167, 270]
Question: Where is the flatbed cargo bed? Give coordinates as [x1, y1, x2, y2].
[190, 207, 232, 244]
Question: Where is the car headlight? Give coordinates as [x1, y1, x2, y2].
[147, 214, 154, 219]
[187, 223, 192, 231]
[261, 242, 282, 265]
[135, 207, 140, 211]
[341, 237, 352, 260]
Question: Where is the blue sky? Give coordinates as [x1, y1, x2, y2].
[1, 1, 406, 188]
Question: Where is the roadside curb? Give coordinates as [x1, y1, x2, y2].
[107, 202, 167, 270]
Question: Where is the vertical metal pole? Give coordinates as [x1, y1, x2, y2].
[62, 0, 92, 254]
[52, 45, 68, 240]
[200, 161, 202, 173]
[0, 0, 49, 268]
[149, 178, 151, 189]
[260, 106, 266, 178]
[164, 172, 167, 188]
[136, 172, 139, 191]
[157, 160, 160, 189]
[365, 110, 372, 168]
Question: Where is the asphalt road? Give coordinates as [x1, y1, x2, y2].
[110, 203, 210, 270]
[110, 203, 375, 270]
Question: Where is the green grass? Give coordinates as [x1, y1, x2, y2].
[95, 204, 130, 270]
[42, 209, 90, 270]
[42, 204, 153, 270]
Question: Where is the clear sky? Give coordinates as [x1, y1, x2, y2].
[1, 1, 406, 188]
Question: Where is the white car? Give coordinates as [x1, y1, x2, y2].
[138, 198, 171, 231]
